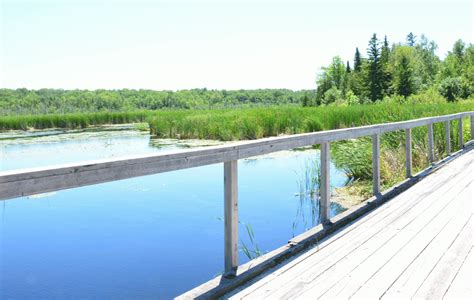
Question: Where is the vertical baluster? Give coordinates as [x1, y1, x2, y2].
[427, 123, 434, 163]
[471, 114, 474, 141]
[320, 142, 331, 225]
[459, 117, 464, 148]
[372, 134, 381, 196]
[405, 128, 412, 178]
[445, 121, 451, 155]
[224, 160, 238, 275]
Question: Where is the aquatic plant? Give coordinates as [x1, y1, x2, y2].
[239, 222, 262, 260]
[293, 159, 322, 236]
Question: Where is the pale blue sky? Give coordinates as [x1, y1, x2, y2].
[0, 0, 472, 90]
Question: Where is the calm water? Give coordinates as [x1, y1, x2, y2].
[0, 129, 348, 299]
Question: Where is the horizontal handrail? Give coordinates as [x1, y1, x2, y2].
[1, 111, 473, 201]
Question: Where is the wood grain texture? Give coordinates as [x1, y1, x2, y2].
[372, 134, 381, 196]
[428, 123, 435, 163]
[320, 142, 331, 224]
[224, 160, 239, 274]
[446, 121, 451, 155]
[405, 128, 412, 178]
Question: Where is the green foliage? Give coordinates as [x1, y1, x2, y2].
[239, 222, 262, 260]
[367, 34, 383, 102]
[380, 35, 392, 96]
[146, 102, 474, 141]
[0, 111, 150, 130]
[322, 87, 343, 105]
[392, 46, 417, 97]
[354, 47, 362, 72]
[315, 34, 472, 105]
[0, 88, 311, 115]
[406, 32, 417, 46]
[332, 138, 372, 180]
[316, 56, 348, 103]
[438, 77, 464, 101]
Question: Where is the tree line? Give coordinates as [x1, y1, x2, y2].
[0, 88, 309, 115]
[311, 33, 473, 106]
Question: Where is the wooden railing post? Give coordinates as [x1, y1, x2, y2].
[445, 121, 451, 155]
[320, 142, 331, 225]
[224, 160, 238, 275]
[372, 134, 381, 196]
[459, 118, 464, 148]
[471, 115, 474, 141]
[405, 128, 412, 178]
[427, 123, 434, 163]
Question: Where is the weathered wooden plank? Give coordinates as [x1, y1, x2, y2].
[382, 210, 472, 298]
[443, 247, 473, 300]
[405, 128, 412, 178]
[446, 121, 451, 155]
[352, 185, 472, 299]
[1, 112, 472, 201]
[382, 161, 473, 299]
[413, 217, 473, 299]
[372, 134, 381, 196]
[224, 160, 239, 274]
[241, 151, 473, 299]
[295, 168, 471, 300]
[320, 142, 331, 224]
[427, 123, 435, 163]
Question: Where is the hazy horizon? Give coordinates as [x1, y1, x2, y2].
[1, 0, 472, 91]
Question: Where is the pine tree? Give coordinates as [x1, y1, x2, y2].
[367, 34, 382, 101]
[346, 61, 351, 73]
[380, 35, 392, 96]
[354, 48, 362, 72]
[397, 54, 415, 97]
[406, 32, 416, 46]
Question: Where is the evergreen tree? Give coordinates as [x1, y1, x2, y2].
[406, 32, 416, 46]
[367, 34, 383, 101]
[392, 46, 416, 97]
[354, 47, 362, 72]
[346, 61, 351, 73]
[380, 35, 392, 96]
[397, 54, 415, 96]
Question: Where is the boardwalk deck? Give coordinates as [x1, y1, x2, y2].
[224, 149, 473, 300]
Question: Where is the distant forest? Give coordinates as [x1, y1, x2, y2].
[0, 33, 472, 115]
[0, 88, 309, 115]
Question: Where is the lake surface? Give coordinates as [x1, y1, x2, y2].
[0, 128, 348, 299]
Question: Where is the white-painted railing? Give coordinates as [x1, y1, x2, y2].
[1, 111, 473, 274]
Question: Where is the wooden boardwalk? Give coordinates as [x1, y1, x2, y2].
[224, 149, 473, 300]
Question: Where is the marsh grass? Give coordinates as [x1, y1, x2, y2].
[293, 159, 322, 236]
[0, 111, 150, 130]
[239, 222, 262, 260]
[147, 102, 474, 141]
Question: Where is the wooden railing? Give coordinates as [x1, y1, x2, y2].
[1, 112, 473, 275]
